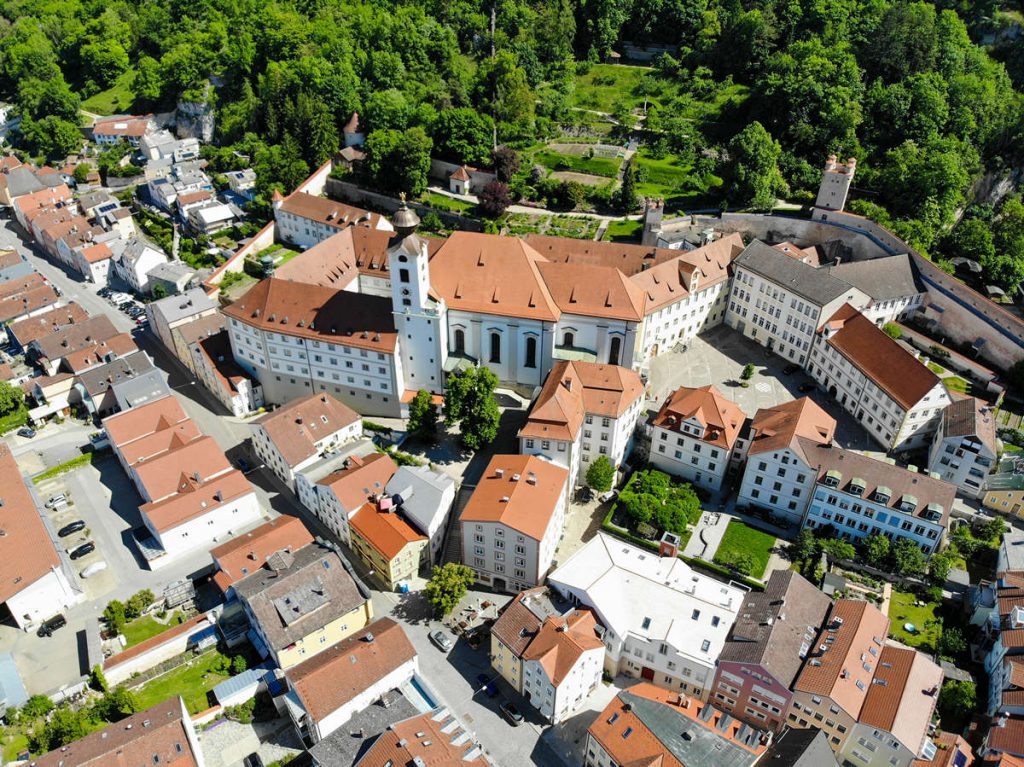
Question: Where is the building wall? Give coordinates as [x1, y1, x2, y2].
[520, 433, 581, 491]
[491, 634, 524, 693]
[268, 601, 373, 670]
[842, 722, 920, 767]
[146, 491, 262, 564]
[736, 447, 816, 523]
[349, 533, 426, 591]
[5, 568, 79, 629]
[927, 432, 995, 500]
[983, 488, 1024, 517]
[447, 310, 555, 391]
[639, 280, 730, 362]
[524, 647, 603, 723]
[711, 660, 792, 733]
[787, 690, 856, 752]
[648, 423, 731, 492]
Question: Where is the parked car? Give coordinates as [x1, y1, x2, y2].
[242, 754, 264, 767]
[430, 630, 453, 652]
[783, 364, 799, 375]
[798, 383, 816, 393]
[598, 489, 618, 503]
[45, 494, 67, 508]
[36, 614, 67, 637]
[236, 457, 250, 472]
[80, 561, 107, 578]
[476, 673, 499, 697]
[499, 701, 524, 726]
[58, 520, 86, 537]
[17, 427, 36, 438]
[69, 542, 95, 560]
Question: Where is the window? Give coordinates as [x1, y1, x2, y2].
[608, 336, 622, 366]
[701, 640, 711, 652]
[525, 336, 537, 368]
[399, 267, 410, 283]
[563, 331, 574, 347]
[489, 332, 501, 363]
[453, 328, 465, 354]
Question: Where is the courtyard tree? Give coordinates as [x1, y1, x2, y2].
[0, 380, 25, 417]
[443, 366, 500, 451]
[492, 146, 521, 183]
[586, 455, 615, 492]
[726, 121, 787, 210]
[425, 563, 475, 616]
[889, 537, 927, 577]
[407, 389, 439, 440]
[789, 528, 819, 570]
[937, 680, 975, 727]
[860, 533, 890, 568]
[478, 181, 512, 218]
[618, 159, 638, 213]
[928, 550, 955, 584]
[102, 599, 127, 633]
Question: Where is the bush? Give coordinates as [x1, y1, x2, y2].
[882, 322, 902, 339]
[224, 699, 256, 724]
[22, 694, 54, 719]
[103, 600, 127, 633]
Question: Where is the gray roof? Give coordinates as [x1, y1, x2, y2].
[762, 728, 838, 767]
[1001, 527, 1024, 571]
[0, 652, 28, 709]
[735, 240, 856, 306]
[3, 167, 44, 197]
[148, 261, 197, 283]
[110, 369, 171, 409]
[385, 466, 455, 537]
[828, 254, 922, 301]
[212, 664, 273, 704]
[308, 692, 419, 767]
[940, 397, 998, 455]
[719, 570, 831, 688]
[149, 287, 216, 324]
[620, 691, 763, 767]
[76, 350, 155, 398]
[235, 542, 369, 653]
[77, 190, 112, 211]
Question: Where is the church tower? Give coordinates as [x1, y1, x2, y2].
[388, 199, 447, 397]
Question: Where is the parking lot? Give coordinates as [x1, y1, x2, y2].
[648, 326, 876, 451]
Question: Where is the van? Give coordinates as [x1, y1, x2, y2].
[37, 614, 67, 637]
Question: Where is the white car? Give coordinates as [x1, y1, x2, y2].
[80, 561, 107, 578]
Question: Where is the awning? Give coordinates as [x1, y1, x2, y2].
[443, 355, 476, 373]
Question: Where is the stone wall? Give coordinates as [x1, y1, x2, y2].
[325, 178, 484, 232]
[428, 159, 496, 188]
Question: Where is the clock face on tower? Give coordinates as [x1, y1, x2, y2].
[402, 288, 410, 296]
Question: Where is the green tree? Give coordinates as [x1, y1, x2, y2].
[125, 589, 154, 620]
[889, 537, 927, 576]
[103, 600, 127, 632]
[586, 455, 615, 492]
[0, 380, 24, 417]
[619, 490, 655, 525]
[938, 626, 967, 659]
[21, 694, 54, 719]
[407, 389, 439, 440]
[980, 516, 1008, 544]
[443, 366, 500, 451]
[425, 563, 475, 616]
[860, 533, 891, 567]
[789, 529, 819, 566]
[942, 217, 995, 263]
[21, 116, 81, 159]
[937, 680, 975, 728]
[151, 283, 168, 300]
[727, 122, 788, 210]
[73, 164, 91, 184]
[492, 146, 521, 183]
[231, 655, 248, 674]
[820, 538, 856, 561]
[365, 127, 433, 197]
[928, 551, 955, 584]
[30, 707, 89, 754]
[740, 363, 756, 381]
[618, 159, 638, 213]
[134, 55, 164, 104]
[94, 688, 139, 722]
[89, 665, 109, 693]
[434, 108, 494, 166]
[882, 323, 902, 340]
[80, 39, 130, 88]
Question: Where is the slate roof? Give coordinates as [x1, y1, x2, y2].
[828, 253, 922, 301]
[735, 239, 858, 306]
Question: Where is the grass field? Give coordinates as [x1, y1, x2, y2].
[0, 406, 28, 435]
[420, 191, 477, 213]
[81, 69, 138, 116]
[887, 590, 941, 650]
[603, 219, 643, 241]
[926, 361, 945, 374]
[943, 376, 972, 395]
[533, 148, 622, 178]
[573, 64, 657, 113]
[133, 650, 232, 714]
[122, 611, 187, 648]
[712, 520, 776, 579]
[633, 151, 722, 208]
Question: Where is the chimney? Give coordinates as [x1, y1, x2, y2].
[526, 472, 537, 485]
[659, 531, 681, 558]
[495, 468, 504, 478]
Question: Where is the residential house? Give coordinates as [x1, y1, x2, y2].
[548, 532, 744, 700]
[6, 302, 89, 351]
[311, 453, 398, 544]
[383, 465, 456, 565]
[348, 709, 487, 767]
[802, 443, 954, 555]
[188, 202, 236, 235]
[273, 192, 391, 249]
[518, 360, 645, 491]
[11, 183, 71, 230]
[584, 683, 769, 767]
[147, 288, 219, 361]
[712, 570, 832, 732]
[0, 443, 80, 629]
[226, 169, 257, 199]
[449, 166, 472, 195]
[761, 728, 840, 767]
[928, 397, 999, 500]
[109, 368, 172, 411]
[648, 384, 746, 492]
[0, 249, 32, 283]
[984, 716, 1024, 763]
[73, 241, 114, 284]
[725, 239, 870, 366]
[808, 304, 951, 451]
[30, 697, 204, 767]
[147, 261, 199, 297]
[29, 314, 121, 375]
[490, 587, 604, 723]
[983, 458, 1024, 517]
[72, 350, 159, 418]
[91, 114, 155, 146]
[112, 237, 169, 295]
[139, 129, 178, 160]
[0, 280, 60, 332]
[282, 617, 415, 745]
[735, 397, 837, 524]
[190, 330, 264, 417]
[210, 516, 314, 600]
[460, 454, 569, 593]
[348, 500, 427, 590]
[235, 541, 372, 669]
[250, 392, 362, 488]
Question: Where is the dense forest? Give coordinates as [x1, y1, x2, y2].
[3, 0, 1024, 287]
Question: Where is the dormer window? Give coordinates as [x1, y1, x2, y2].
[823, 470, 841, 488]
[923, 503, 943, 521]
[899, 494, 917, 514]
[848, 478, 865, 497]
[873, 486, 891, 505]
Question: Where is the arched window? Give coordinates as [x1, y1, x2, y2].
[453, 328, 465, 354]
[608, 336, 622, 366]
[563, 331, 574, 348]
[525, 336, 537, 368]
[490, 332, 501, 363]
[399, 268, 410, 283]
[398, 255, 408, 262]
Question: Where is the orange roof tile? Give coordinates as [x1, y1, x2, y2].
[317, 453, 397, 513]
[747, 397, 836, 461]
[132, 435, 233, 503]
[79, 242, 113, 263]
[211, 516, 314, 594]
[252, 392, 360, 468]
[460, 455, 567, 540]
[141, 468, 253, 533]
[859, 646, 942, 751]
[651, 385, 746, 450]
[357, 709, 488, 766]
[521, 609, 603, 686]
[536, 261, 646, 321]
[350, 502, 426, 561]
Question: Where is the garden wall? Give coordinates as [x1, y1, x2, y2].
[325, 179, 484, 232]
[104, 614, 214, 686]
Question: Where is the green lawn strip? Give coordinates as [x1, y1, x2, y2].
[121, 611, 186, 648]
[0, 406, 29, 435]
[420, 191, 476, 213]
[2, 731, 28, 764]
[887, 590, 940, 650]
[81, 69, 138, 116]
[603, 219, 642, 241]
[712, 520, 775, 579]
[132, 650, 231, 714]
[32, 451, 107, 484]
[572, 64, 656, 113]
[533, 149, 621, 178]
[943, 376, 971, 395]
[926, 362, 946, 375]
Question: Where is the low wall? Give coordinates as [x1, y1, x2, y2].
[324, 179, 484, 233]
[204, 220, 275, 289]
[896, 323, 1003, 395]
[429, 159, 496, 188]
[104, 614, 212, 686]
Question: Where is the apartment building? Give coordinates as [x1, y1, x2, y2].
[147, 288, 219, 361]
[827, 254, 925, 327]
[460, 454, 569, 593]
[518, 360, 644, 490]
[383, 465, 456, 565]
[250, 392, 362, 488]
[735, 397, 837, 523]
[348, 499, 427, 590]
[222, 277, 404, 417]
[928, 396, 998, 500]
[648, 384, 745, 492]
[307, 453, 397, 543]
[190, 331, 265, 417]
[274, 192, 391, 249]
[713, 570, 832, 732]
[210, 515, 314, 599]
[348, 709, 487, 767]
[490, 587, 604, 723]
[92, 114, 155, 146]
[549, 533, 744, 700]
[726, 239, 870, 366]
[585, 683, 769, 767]
[111, 237, 169, 295]
[802, 442, 954, 555]
[808, 304, 950, 451]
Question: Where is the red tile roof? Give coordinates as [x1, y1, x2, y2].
[651, 384, 746, 450]
[317, 453, 398, 513]
[747, 396, 836, 460]
[858, 645, 942, 752]
[252, 392, 360, 468]
[350, 502, 426, 561]
[103, 395, 189, 448]
[356, 709, 488, 766]
[460, 455, 568, 541]
[211, 516, 314, 594]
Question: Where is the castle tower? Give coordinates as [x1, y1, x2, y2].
[388, 198, 447, 397]
[641, 198, 664, 247]
[815, 154, 856, 212]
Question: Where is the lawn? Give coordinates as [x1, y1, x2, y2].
[32, 451, 107, 484]
[81, 69, 138, 116]
[2, 731, 28, 764]
[121, 610, 187, 648]
[712, 520, 776, 579]
[887, 590, 941, 650]
[420, 191, 476, 213]
[603, 219, 643, 242]
[133, 650, 232, 714]
[0, 406, 28, 435]
[533, 148, 622, 178]
[943, 376, 972, 395]
[634, 150, 723, 208]
[926, 361, 946, 375]
[572, 63, 657, 114]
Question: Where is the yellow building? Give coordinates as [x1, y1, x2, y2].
[491, 588, 566, 693]
[982, 456, 1024, 517]
[349, 501, 428, 590]
[235, 541, 373, 669]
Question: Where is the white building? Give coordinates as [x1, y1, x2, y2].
[548, 532, 745, 700]
[72, 241, 114, 284]
[111, 237, 169, 295]
[735, 397, 837, 523]
[226, 169, 257, 198]
[726, 239, 870, 366]
[808, 304, 951, 451]
[190, 330, 265, 417]
[92, 114, 154, 146]
[827, 254, 926, 327]
[147, 287, 219, 357]
[250, 392, 362, 488]
[815, 155, 856, 212]
[273, 191, 392, 250]
[648, 385, 746, 493]
[384, 465, 456, 565]
[801, 442, 955, 555]
[927, 397, 998, 500]
[0, 444, 81, 629]
[310, 453, 398, 544]
[518, 360, 645, 491]
[461, 454, 569, 594]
